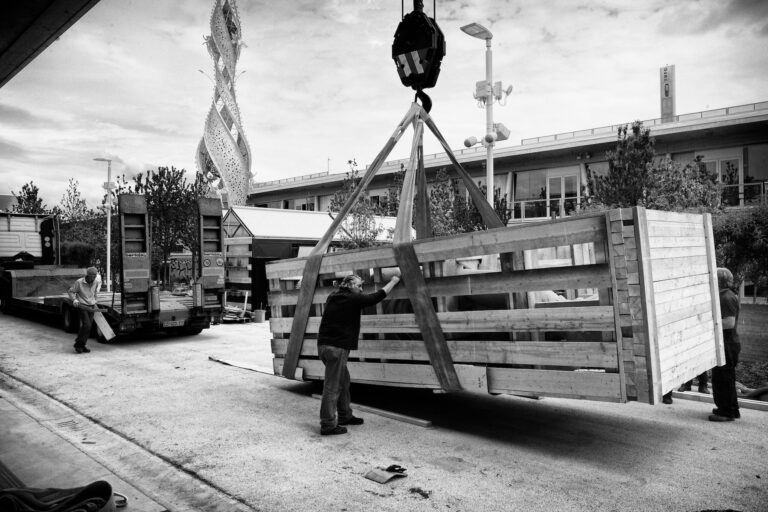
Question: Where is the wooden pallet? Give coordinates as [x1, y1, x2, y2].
[265, 103, 723, 405]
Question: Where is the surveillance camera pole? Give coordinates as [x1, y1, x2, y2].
[483, 36, 494, 207]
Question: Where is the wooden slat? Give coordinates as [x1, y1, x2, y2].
[650, 256, 709, 281]
[271, 338, 619, 368]
[655, 298, 712, 328]
[265, 215, 608, 279]
[644, 209, 705, 223]
[269, 306, 617, 334]
[279, 358, 623, 401]
[488, 368, 623, 401]
[652, 273, 710, 294]
[392, 242, 460, 390]
[703, 213, 725, 366]
[633, 207, 661, 404]
[648, 245, 707, 260]
[654, 282, 711, 306]
[646, 222, 703, 238]
[269, 264, 612, 306]
[644, 235, 705, 249]
[604, 211, 627, 401]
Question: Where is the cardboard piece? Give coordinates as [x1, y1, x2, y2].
[364, 467, 407, 484]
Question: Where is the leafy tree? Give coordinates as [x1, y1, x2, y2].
[712, 204, 768, 296]
[586, 121, 721, 212]
[114, 166, 210, 288]
[328, 160, 385, 250]
[54, 179, 90, 222]
[376, 165, 406, 217]
[11, 181, 48, 214]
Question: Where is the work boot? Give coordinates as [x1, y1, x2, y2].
[708, 414, 735, 422]
[339, 416, 364, 426]
[712, 408, 740, 419]
[662, 392, 673, 405]
[75, 346, 85, 354]
[698, 384, 709, 394]
[321, 425, 348, 436]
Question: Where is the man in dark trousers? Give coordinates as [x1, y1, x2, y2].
[709, 267, 741, 422]
[317, 273, 400, 436]
[67, 267, 101, 354]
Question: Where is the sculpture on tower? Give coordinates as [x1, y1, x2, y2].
[196, 0, 252, 207]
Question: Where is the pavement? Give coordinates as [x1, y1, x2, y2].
[1, 314, 767, 512]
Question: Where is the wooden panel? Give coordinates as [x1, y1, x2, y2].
[269, 264, 612, 306]
[265, 215, 608, 279]
[655, 299, 712, 328]
[644, 209, 708, 223]
[644, 235, 705, 249]
[269, 306, 616, 334]
[271, 338, 619, 368]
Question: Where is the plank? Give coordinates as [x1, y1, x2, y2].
[644, 235, 705, 249]
[652, 273, 710, 294]
[632, 207, 661, 404]
[283, 358, 624, 401]
[392, 242, 460, 390]
[265, 215, 608, 279]
[269, 306, 617, 335]
[644, 209, 706, 223]
[655, 299, 713, 328]
[646, 222, 704, 238]
[650, 256, 709, 281]
[653, 282, 711, 306]
[269, 264, 612, 307]
[271, 338, 619, 368]
[648, 245, 707, 260]
[703, 213, 725, 366]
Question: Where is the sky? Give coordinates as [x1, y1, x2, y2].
[1, 0, 767, 209]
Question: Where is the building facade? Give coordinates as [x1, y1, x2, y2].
[247, 101, 768, 219]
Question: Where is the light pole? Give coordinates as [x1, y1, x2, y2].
[94, 158, 113, 292]
[461, 22, 511, 207]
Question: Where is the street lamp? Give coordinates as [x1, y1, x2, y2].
[461, 22, 512, 207]
[94, 158, 114, 292]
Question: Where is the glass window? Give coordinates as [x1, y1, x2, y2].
[515, 171, 546, 200]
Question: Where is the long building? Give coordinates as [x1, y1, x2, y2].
[246, 100, 768, 219]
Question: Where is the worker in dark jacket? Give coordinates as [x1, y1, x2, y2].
[318, 273, 400, 436]
[709, 267, 741, 422]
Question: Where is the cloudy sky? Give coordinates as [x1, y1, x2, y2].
[1, 0, 767, 209]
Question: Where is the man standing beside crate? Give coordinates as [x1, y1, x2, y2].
[317, 273, 400, 436]
[709, 267, 741, 422]
[67, 267, 101, 354]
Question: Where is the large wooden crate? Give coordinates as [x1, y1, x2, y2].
[266, 207, 724, 405]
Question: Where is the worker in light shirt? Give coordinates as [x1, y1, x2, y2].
[67, 267, 102, 354]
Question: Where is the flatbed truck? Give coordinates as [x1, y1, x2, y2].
[0, 194, 224, 339]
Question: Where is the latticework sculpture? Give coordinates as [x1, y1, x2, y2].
[196, 0, 252, 207]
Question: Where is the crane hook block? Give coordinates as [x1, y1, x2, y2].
[392, 1, 446, 91]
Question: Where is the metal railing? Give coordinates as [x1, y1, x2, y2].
[722, 182, 767, 207]
[521, 101, 768, 146]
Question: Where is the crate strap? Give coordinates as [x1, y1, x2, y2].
[281, 104, 420, 379]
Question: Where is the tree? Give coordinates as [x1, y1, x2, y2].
[328, 160, 385, 250]
[55, 179, 90, 222]
[114, 166, 210, 288]
[11, 181, 48, 214]
[587, 121, 721, 212]
[713, 204, 768, 295]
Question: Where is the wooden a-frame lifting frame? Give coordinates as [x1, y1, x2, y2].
[281, 103, 508, 391]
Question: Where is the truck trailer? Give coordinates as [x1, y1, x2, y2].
[0, 194, 224, 339]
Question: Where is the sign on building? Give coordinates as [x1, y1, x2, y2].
[660, 65, 676, 123]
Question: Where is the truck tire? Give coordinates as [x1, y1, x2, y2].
[62, 305, 79, 333]
[182, 326, 203, 336]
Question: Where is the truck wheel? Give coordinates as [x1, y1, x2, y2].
[182, 326, 203, 336]
[62, 305, 79, 333]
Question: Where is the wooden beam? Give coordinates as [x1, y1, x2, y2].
[393, 242, 461, 391]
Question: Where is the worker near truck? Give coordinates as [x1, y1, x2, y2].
[317, 273, 401, 436]
[67, 267, 101, 354]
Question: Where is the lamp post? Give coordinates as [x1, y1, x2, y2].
[94, 158, 113, 292]
[461, 23, 512, 209]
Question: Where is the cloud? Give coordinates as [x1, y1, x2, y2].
[0, 136, 27, 158]
[0, 103, 50, 128]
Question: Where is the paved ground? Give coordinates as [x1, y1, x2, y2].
[0, 311, 766, 512]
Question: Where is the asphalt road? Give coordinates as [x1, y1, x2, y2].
[0, 311, 766, 512]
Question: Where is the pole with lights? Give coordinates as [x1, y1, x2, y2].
[460, 22, 512, 207]
[93, 158, 114, 292]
